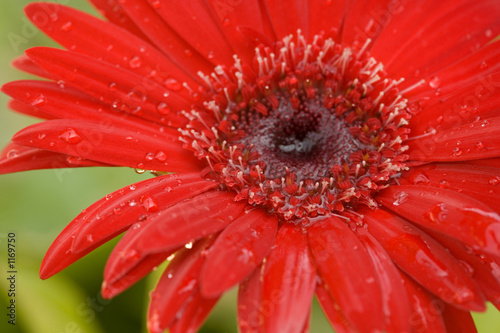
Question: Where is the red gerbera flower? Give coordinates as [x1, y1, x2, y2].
[2, 0, 500, 332]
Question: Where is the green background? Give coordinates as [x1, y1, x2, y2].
[0, 1, 499, 332]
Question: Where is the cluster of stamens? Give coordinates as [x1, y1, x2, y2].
[179, 31, 412, 224]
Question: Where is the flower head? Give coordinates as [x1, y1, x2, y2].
[2, 0, 500, 332]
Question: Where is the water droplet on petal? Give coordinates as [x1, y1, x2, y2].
[425, 203, 448, 223]
[59, 128, 83, 144]
[392, 191, 409, 206]
[145, 152, 155, 161]
[164, 78, 182, 91]
[6, 149, 20, 159]
[222, 18, 231, 26]
[135, 168, 146, 174]
[151, 0, 161, 9]
[429, 76, 441, 89]
[185, 241, 193, 249]
[163, 186, 173, 192]
[156, 102, 170, 114]
[31, 94, 47, 106]
[409, 171, 430, 185]
[155, 151, 167, 162]
[86, 234, 94, 243]
[128, 200, 137, 207]
[475, 141, 485, 150]
[38, 133, 46, 140]
[485, 29, 493, 38]
[141, 194, 159, 212]
[49, 13, 58, 22]
[489, 176, 500, 186]
[60, 21, 73, 32]
[129, 185, 137, 191]
[129, 55, 142, 69]
[109, 82, 117, 91]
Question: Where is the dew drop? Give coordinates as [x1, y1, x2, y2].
[155, 151, 167, 162]
[207, 51, 215, 59]
[129, 55, 142, 69]
[108, 82, 117, 91]
[156, 102, 170, 114]
[185, 241, 193, 249]
[141, 194, 159, 212]
[425, 203, 448, 223]
[485, 29, 493, 38]
[59, 128, 83, 144]
[31, 94, 47, 106]
[164, 78, 182, 91]
[163, 186, 173, 192]
[129, 185, 137, 191]
[392, 191, 409, 206]
[128, 200, 137, 207]
[113, 207, 122, 215]
[38, 133, 46, 140]
[86, 234, 94, 243]
[475, 141, 485, 150]
[489, 176, 500, 186]
[167, 273, 173, 279]
[145, 152, 155, 161]
[6, 149, 20, 159]
[49, 13, 58, 22]
[135, 169, 146, 174]
[222, 18, 231, 26]
[429, 76, 441, 89]
[151, 0, 161, 8]
[409, 171, 430, 185]
[60, 21, 73, 32]
[184, 49, 193, 57]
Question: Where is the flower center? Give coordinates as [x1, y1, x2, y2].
[179, 32, 411, 224]
[237, 92, 362, 179]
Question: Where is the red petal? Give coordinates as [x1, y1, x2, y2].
[260, 224, 316, 333]
[399, 163, 500, 214]
[25, 3, 200, 88]
[12, 119, 200, 172]
[12, 55, 53, 79]
[307, 0, 347, 40]
[315, 280, 353, 333]
[374, 0, 500, 80]
[262, 0, 309, 39]
[0, 142, 106, 175]
[362, 208, 485, 311]
[3, 80, 179, 130]
[168, 290, 219, 333]
[408, 116, 500, 162]
[237, 268, 263, 333]
[377, 185, 500, 256]
[25, 47, 190, 126]
[419, 226, 500, 305]
[102, 251, 169, 299]
[340, 0, 397, 46]
[199, 209, 278, 298]
[442, 304, 477, 333]
[88, 0, 152, 41]
[103, 220, 180, 292]
[115, 0, 214, 74]
[402, 274, 447, 333]
[308, 216, 385, 332]
[204, 0, 275, 65]
[39, 173, 215, 279]
[127, 191, 246, 259]
[146, 0, 235, 66]
[8, 99, 58, 120]
[147, 238, 212, 333]
[355, 228, 412, 333]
